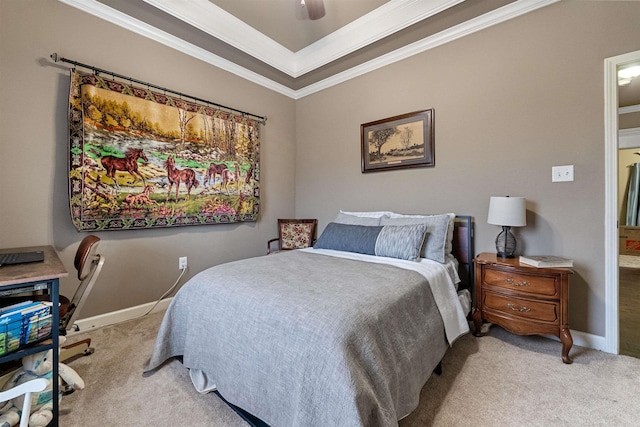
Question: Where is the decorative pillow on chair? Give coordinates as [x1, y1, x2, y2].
[280, 222, 316, 250]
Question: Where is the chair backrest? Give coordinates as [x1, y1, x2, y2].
[62, 235, 105, 332]
[277, 219, 318, 250]
[0, 378, 48, 427]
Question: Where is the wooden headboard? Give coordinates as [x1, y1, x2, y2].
[452, 215, 474, 291]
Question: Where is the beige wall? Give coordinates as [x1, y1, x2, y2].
[2, 1, 640, 337]
[619, 112, 640, 129]
[295, 1, 640, 336]
[0, 1, 296, 317]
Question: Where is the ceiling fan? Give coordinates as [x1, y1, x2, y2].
[297, 0, 326, 20]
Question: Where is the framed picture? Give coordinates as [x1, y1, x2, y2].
[360, 109, 434, 173]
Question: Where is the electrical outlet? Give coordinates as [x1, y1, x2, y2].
[179, 256, 187, 270]
[552, 165, 574, 182]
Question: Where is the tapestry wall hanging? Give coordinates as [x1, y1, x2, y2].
[68, 69, 263, 231]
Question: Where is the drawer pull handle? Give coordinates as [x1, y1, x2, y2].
[506, 303, 531, 312]
[505, 278, 530, 287]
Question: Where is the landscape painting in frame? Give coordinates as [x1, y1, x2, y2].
[360, 109, 434, 173]
[68, 70, 261, 231]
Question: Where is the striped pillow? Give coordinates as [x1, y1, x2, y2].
[380, 214, 453, 263]
[375, 224, 428, 261]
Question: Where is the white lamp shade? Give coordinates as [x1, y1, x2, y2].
[487, 196, 527, 227]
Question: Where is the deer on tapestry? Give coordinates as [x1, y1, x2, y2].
[123, 185, 158, 207]
[221, 163, 240, 194]
[163, 155, 199, 202]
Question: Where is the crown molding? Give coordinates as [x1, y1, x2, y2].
[143, 0, 296, 76]
[619, 127, 640, 149]
[619, 104, 640, 115]
[58, 0, 297, 98]
[58, 0, 558, 100]
[295, 0, 560, 99]
[144, 0, 465, 78]
[292, 0, 465, 76]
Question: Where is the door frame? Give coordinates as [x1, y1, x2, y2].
[604, 49, 640, 354]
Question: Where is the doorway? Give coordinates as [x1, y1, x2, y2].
[604, 49, 640, 355]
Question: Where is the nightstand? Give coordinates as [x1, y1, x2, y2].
[472, 252, 573, 364]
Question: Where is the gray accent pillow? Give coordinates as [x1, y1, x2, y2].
[389, 213, 456, 255]
[380, 214, 451, 263]
[333, 212, 383, 226]
[314, 222, 428, 261]
[374, 223, 428, 262]
[314, 222, 382, 254]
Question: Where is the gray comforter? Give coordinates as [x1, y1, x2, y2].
[144, 250, 457, 427]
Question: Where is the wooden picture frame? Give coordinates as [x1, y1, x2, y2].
[360, 109, 434, 173]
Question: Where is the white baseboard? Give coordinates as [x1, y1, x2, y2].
[482, 322, 611, 354]
[66, 298, 172, 336]
[569, 330, 608, 353]
[69, 302, 613, 356]
[545, 329, 609, 353]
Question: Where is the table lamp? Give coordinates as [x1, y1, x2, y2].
[487, 196, 526, 258]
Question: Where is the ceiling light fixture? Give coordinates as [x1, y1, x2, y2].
[618, 65, 640, 86]
[299, 0, 326, 21]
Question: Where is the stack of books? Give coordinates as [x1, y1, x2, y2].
[0, 300, 52, 356]
[519, 255, 574, 268]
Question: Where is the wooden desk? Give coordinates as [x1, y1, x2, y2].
[0, 246, 68, 426]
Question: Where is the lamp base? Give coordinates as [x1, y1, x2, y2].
[495, 226, 517, 258]
[496, 252, 516, 259]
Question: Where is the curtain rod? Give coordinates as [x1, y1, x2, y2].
[50, 53, 267, 124]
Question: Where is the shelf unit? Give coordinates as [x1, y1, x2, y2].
[0, 246, 67, 427]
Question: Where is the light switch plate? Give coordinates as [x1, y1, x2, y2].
[552, 165, 574, 182]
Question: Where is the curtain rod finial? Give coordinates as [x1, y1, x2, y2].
[51, 53, 59, 62]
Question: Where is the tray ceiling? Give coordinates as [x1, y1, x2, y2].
[60, 0, 559, 98]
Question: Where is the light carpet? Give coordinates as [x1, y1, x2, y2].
[59, 311, 640, 426]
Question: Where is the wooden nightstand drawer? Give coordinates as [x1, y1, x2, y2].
[483, 268, 559, 297]
[473, 252, 574, 363]
[482, 291, 558, 323]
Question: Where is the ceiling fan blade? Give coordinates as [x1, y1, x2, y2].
[303, 0, 326, 21]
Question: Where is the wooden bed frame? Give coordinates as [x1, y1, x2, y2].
[452, 215, 474, 291]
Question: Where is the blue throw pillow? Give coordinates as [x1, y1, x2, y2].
[314, 223, 382, 255]
[314, 222, 428, 261]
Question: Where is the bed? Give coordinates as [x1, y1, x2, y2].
[144, 213, 474, 427]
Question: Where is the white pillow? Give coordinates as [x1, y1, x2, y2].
[334, 212, 382, 226]
[339, 210, 393, 218]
